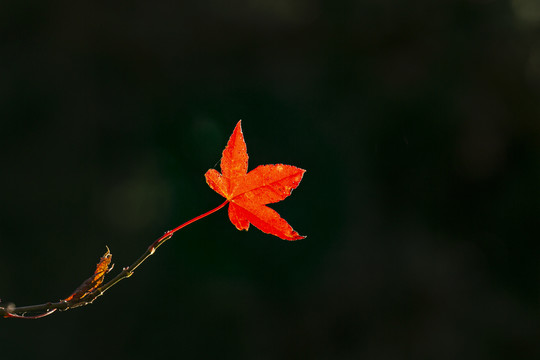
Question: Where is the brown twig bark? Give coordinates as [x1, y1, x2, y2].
[0, 200, 229, 319]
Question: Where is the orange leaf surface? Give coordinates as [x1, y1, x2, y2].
[63, 247, 113, 302]
[205, 121, 305, 240]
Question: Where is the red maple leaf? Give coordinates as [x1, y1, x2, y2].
[205, 121, 306, 240]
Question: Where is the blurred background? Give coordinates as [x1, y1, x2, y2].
[1, 0, 540, 359]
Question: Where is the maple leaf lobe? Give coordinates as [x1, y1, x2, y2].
[221, 120, 248, 183]
[205, 168, 230, 199]
[234, 164, 305, 204]
[228, 202, 250, 231]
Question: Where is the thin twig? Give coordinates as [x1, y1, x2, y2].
[0, 200, 229, 319]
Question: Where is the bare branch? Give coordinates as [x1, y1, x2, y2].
[0, 200, 229, 319]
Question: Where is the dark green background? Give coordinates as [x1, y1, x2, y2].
[1, 1, 540, 359]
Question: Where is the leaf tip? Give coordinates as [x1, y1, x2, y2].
[234, 119, 243, 132]
[284, 233, 306, 241]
